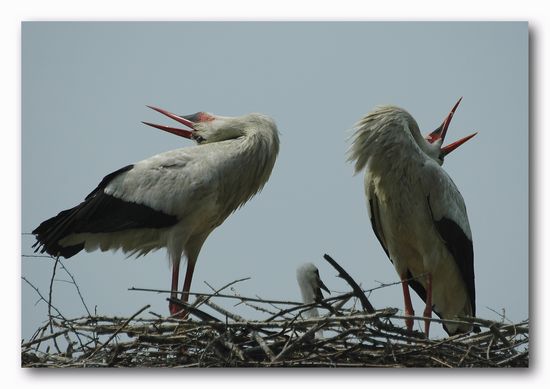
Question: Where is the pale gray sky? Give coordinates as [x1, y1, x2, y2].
[22, 22, 528, 341]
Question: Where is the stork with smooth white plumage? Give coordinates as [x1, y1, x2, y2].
[296, 262, 330, 319]
[348, 98, 477, 337]
[32, 106, 280, 317]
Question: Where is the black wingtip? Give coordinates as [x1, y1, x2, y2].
[32, 213, 86, 259]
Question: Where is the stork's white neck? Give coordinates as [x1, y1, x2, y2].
[348, 105, 443, 173]
[207, 115, 280, 220]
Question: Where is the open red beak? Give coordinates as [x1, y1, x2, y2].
[142, 106, 195, 139]
[440, 132, 478, 156]
[425, 97, 477, 156]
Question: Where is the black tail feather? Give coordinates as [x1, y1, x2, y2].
[32, 206, 86, 258]
[32, 164, 180, 258]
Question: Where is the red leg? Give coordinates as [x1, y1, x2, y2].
[401, 275, 415, 332]
[423, 273, 433, 338]
[169, 260, 196, 318]
[169, 261, 182, 316]
[181, 260, 196, 304]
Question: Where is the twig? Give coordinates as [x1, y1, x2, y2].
[266, 297, 339, 321]
[130, 287, 302, 306]
[167, 298, 222, 322]
[48, 257, 62, 353]
[57, 260, 92, 317]
[202, 300, 245, 322]
[22, 254, 54, 258]
[323, 254, 375, 313]
[21, 276, 87, 350]
[272, 322, 326, 364]
[21, 277, 64, 319]
[21, 329, 70, 348]
[204, 277, 251, 295]
[457, 345, 473, 367]
[197, 277, 251, 312]
[497, 350, 529, 366]
[219, 337, 245, 362]
[85, 304, 150, 360]
[430, 355, 453, 368]
[252, 331, 276, 362]
[488, 324, 515, 352]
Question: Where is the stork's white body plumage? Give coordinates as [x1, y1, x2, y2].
[349, 103, 476, 336]
[33, 109, 279, 316]
[60, 115, 279, 260]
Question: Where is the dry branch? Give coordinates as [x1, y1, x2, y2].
[323, 254, 375, 313]
[22, 254, 529, 368]
[22, 289, 528, 367]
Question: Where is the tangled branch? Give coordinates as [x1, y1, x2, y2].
[21, 253, 528, 368]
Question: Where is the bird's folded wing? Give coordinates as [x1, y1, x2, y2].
[422, 162, 476, 316]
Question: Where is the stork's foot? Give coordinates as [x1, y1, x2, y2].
[405, 310, 415, 333]
[169, 300, 189, 319]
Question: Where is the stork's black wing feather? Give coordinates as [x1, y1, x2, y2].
[426, 194, 477, 334]
[430, 214, 476, 316]
[32, 164, 178, 258]
[369, 190, 465, 335]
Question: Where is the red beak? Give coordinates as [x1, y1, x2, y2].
[426, 98, 477, 156]
[426, 97, 462, 143]
[441, 132, 478, 156]
[142, 105, 195, 139]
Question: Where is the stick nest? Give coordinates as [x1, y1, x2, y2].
[21, 299, 528, 368]
[21, 254, 528, 368]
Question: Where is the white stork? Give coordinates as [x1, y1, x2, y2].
[296, 262, 330, 319]
[348, 99, 477, 337]
[296, 262, 330, 339]
[32, 106, 280, 317]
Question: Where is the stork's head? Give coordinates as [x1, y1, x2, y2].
[423, 98, 477, 165]
[142, 106, 266, 144]
[296, 263, 330, 303]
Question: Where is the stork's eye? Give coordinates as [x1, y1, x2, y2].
[193, 134, 205, 144]
[439, 153, 445, 163]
